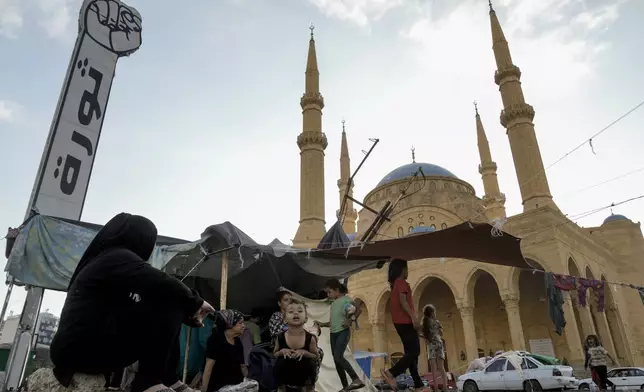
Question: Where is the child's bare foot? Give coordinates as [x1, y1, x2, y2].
[379, 369, 397, 391]
[168, 381, 198, 392]
[142, 385, 174, 392]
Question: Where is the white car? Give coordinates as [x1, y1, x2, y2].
[578, 367, 644, 390]
[457, 353, 577, 391]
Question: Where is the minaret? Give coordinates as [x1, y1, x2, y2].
[293, 24, 328, 248]
[489, 1, 554, 211]
[337, 120, 357, 234]
[475, 102, 506, 220]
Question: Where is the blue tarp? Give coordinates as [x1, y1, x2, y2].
[177, 317, 214, 381]
[5, 215, 198, 291]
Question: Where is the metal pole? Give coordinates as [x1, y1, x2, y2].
[0, 279, 14, 331]
[220, 252, 229, 309]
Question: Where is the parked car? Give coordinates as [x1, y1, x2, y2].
[457, 352, 577, 391]
[578, 367, 644, 391]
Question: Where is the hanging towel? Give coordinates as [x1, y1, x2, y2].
[545, 272, 566, 335]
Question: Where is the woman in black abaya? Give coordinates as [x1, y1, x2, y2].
[50, 213, 214, 392]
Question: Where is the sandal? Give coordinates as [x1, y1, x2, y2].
[379, 369, 398, 391]
[346, 379, 365, 391]
[173, 383, 197, 392]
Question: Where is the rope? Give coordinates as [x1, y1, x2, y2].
[465, 99, 644, 224]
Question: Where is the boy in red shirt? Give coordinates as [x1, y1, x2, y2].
[380, 259, 424, 391]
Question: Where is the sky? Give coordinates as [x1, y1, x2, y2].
[0, 0, 643, 319]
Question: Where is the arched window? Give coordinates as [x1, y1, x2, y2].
[441, 223, 447, 230]
[419, 222, 425, 226]
[430, 224, 436, 230]
[408, 226, 414, 233]
[397, 227, 404, 238]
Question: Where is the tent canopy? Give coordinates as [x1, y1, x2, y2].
[5, 215, 529, 312]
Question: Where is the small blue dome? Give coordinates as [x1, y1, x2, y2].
[376, 162, 457, 188]
[603, 214, 628, 224]
[409, 226, 436, 235]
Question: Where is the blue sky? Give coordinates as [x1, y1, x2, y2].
[0, 0, 643, 317]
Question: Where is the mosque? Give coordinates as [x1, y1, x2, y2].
[290, 3, 644, 374]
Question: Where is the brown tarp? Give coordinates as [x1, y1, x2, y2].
[310, 221, 530, 269]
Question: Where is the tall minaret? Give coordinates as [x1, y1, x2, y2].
[489, 1, 554, 211]
[293, 24, 328, 248]
[337, 120, 357, 234]
[475, 102, 506, 220]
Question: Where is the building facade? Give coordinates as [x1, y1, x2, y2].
[0, 311, 59, 348]
[292, 4, 644, 375]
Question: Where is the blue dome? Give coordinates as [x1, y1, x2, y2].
[603, 214, 628, 224]
[409, 226, 436, 235]
[376, 163, 457, 188]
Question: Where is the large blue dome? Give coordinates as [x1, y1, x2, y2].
[376, 162, 457, 188]
[602, 214, 628, 224]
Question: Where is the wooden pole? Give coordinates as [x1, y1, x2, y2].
[220, 252, 229, 309]
[182, 327, 192, 383]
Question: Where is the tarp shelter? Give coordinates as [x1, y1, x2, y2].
[5, 214, 530, 312]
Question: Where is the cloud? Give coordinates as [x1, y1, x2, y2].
[309, 0, 404, 27]
[0, 0, 23, 38]
[0, 100, 21, 122]
[38, 0, 74, 40]
[399, 0, 623, 100]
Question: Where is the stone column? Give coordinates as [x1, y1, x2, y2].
[562, 292, 584, 364]
[458, 303, 478, 361]
[502, 294, 526, 351]
[576, 301, 597, 339]
[592, 308, 617, 357]
[372, 322, 387, 371]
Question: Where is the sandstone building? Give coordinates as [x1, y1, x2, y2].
[291, 5, 644, 375]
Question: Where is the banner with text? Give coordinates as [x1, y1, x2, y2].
[28, 0, 142, 220]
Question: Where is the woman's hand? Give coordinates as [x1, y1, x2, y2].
[412, 316, 420, 330]
[192, 301, 215, 326]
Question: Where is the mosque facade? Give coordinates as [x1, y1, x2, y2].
[291, 5, 644, 374]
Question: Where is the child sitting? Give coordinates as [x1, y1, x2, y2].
[273, 299, 319, 392]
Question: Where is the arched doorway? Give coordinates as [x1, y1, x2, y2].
[568, 258, 587, 348]
[466, 269, 511, 353]
[519, 260, 568, 358]
[351, 298, 373, 352]
[416, 277, 464, 374]
[601, 274, 628, 364]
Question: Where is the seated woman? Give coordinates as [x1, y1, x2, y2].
[202, 310, 258, 392]
[50, 213, 215, 392]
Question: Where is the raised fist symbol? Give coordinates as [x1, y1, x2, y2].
[83, 0, 142, 56]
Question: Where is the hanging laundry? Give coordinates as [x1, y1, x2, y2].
[553, 274, 576, 290]
[577, 278, 605, 312]
[553, 274, 606, 312]
[545, 272, 566, 335]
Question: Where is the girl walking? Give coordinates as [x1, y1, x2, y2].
[422, 305, 447, 392]
[380, 259, 423, 391]
[274, 299, 319, 392]
[316, 279, 366, 391]
[585, 334, 617, 391]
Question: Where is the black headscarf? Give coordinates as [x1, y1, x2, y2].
[68, 213, 158, 289]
